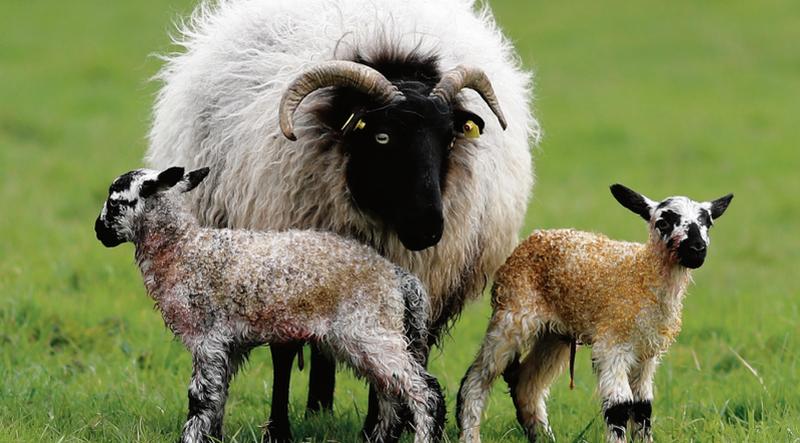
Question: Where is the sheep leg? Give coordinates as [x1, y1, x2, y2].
[628, 357, 657, 442]
[265, 343, 300, 442]
[369, 389, 402, 443]
[457, 313, 522, 443]
[362, 355, 432, 443]
[364, 358, 431, 442]
[381, 361, 444, 443]
[594, 346, 636, 443]
[362, 385, 398, 443]
[329, 332, 443, 443]
[379, 334, 434, 442]
[181, 336, 241, 443]
[507, 332, 569, 442]
[306, 342, 336, 414]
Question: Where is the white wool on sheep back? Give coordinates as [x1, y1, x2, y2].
[147, 0, 537, 326]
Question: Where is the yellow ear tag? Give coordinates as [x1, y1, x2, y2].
[463, 120, 480, 139]
[355, 119, 366, 130]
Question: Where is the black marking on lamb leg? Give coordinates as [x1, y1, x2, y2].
[385, 270, 432, 441]
[361, 288, 428, 442]
[182, 340, 235, 443]
[423, 371, 446, 442]
[631, 400, 652, 437]
[604, 401, 633, 440]
[383, 369, 444, 442]
[387, 405, 411, 443]
[266, 343, 298, 443]
[306, 342, 335, 414]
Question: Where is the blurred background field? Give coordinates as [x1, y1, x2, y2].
[1, 0, 798, 441]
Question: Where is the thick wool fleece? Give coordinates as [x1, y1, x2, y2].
[146, 0, 536, 327]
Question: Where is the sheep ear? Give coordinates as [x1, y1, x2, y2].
[708, 193, 733, 219]
[181, 167, 211, 193]
[610, 184, 654, 221]
[141, 167, 185, 198]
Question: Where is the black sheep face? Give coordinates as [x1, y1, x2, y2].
[332, 85, 485, 251]
[610, 184, 733, 269]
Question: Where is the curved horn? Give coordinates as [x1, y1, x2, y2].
[431, 65, 508, 130]
[279, 60, 401, 140]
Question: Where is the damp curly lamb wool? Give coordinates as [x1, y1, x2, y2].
[456, 184, 733, 443]
[94, 167, 445, 443]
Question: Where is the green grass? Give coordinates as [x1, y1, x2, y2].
[1, 0, 798, 441]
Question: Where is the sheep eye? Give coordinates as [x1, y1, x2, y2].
[655, 219, 670, 231]
[699, 212, 712, 227]
[374, 133, 390, 145]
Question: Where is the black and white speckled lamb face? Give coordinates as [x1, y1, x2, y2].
[611, 184, 733, 269]
[94, 167, 209, 247]
[95, 169, 156, 247]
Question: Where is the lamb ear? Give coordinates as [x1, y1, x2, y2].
[141, 167, 185, 198]
[181, 167, 211, 193]
[157, 167, 185, 187]
[610, 184, 654, 221]
[709, 193, 733, 219]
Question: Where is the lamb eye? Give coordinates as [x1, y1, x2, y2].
[655, 219, 670, 231]
[374, 133, 390, 145]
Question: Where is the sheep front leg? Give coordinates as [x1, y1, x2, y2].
[182, 337, 240, 443]
[265, 343, 300, 443]
[594, 346, 636, 443]
[628, 358, 657, 442]
[306, 342, 336, 414]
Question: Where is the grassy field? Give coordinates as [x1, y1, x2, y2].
[1, 0, 798, 441]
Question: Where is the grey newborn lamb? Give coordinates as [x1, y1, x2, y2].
[94, 166, 444, 443]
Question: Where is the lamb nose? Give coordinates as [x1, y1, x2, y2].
[690, 242, 706, 252]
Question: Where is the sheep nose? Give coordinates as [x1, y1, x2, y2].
[690, 242, 706, 253]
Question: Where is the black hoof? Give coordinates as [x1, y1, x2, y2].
[263, 421, 292, 443]
[305, 394, 334, 416]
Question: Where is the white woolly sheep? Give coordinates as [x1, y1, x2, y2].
[94, 166, 445, 443]
[146, 0, 537, 439]
[457, 184, 733, 443]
